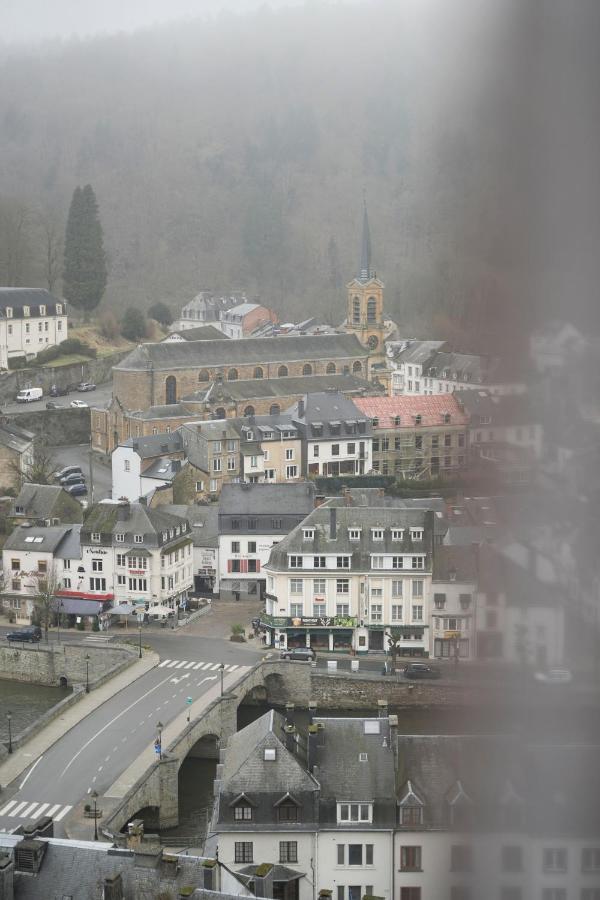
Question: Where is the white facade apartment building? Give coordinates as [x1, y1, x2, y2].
[0, 288, 68, 370]
[80, 500, 193, 614]
[431, 545, 479, 660]
[289, 393, 373, 478]
[1, 525, 73, 624]
[263, 504, 435, 655]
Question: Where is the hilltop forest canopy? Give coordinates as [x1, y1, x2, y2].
[0, 0, 581, 351]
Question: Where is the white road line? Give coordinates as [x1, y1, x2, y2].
[228, 664, 239, 671]
[98, 766, 103, 772]
[209, 662, 221, 671]
[19, 755, 43, 790]
[54, 805, 73, 822]
[175, 661, 187, 669]
[201, 662, 213, 670]
[192, 662, 203, 670]
[158, 660, 171, 668]
[59, 672, 177, 779]
[8, 802, 28, 817]
[33, 802, 49, 818]
[19, 802, 40, 818]
[166, 661, 178, 668]
[0, 801, 17, 816]
[105, 756, 110, 762]
[172, 693, 177, 698]
[47, 804, 62, 817]
[184, 661, 196, 669]
[92, 776, 97, 783]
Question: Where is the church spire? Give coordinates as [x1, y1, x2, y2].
[359, 195, 373, 282]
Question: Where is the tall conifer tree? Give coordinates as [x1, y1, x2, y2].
[63, 184, 107, 320]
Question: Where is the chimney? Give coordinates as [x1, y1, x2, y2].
[13, 840, 46, 875]
[297, 398, 305, 418]
[103, 873, 124, 900]
[34, 817, 53, 838]
[314, 494, 326, 508]
[284, 723, 297, 755]
[377, 699, 388, 718]
[117, 501, 130, 521]
[308, 700, 317, 726]
[0, 853, 14, 900]
[285, 702, 295, 727]
[329, 506, 337, 540]
[388, 714, 398, 761]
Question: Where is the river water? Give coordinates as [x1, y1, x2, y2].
[0, 679, 72, 741]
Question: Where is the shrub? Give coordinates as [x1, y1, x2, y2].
[36, 338, 97, 365]
[231, 623, 245, 636]
[98, 309, 120, 340]
[76, 619, 85, 631]
[92, 619, 100, 632]
[148, 301, 173, 326]
[121, 307, 147, 341]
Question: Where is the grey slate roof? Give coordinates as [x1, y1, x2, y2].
[183, 373, 380, 403]
[12, 483, 74, 520]
[4, 524, 72, 553]
[454, 389, 538, 427]
[123, 431, 184, 457]
[219, 482, 316, 517]
[267, 505, 434, 573]
[432, 544, 478, 583]
[0, 287, 65, 318]
[129, 403, 191, 420]
[390, 340, 447, 365]
[288, 391, 372, 438]
[81, 501, 190, 549]
[313, 716, 396, 800]
[167, 324, 228, 341]
[115, 333, 366, 372]
[53, 524, 82, 560]
[160, 504, 219, 548]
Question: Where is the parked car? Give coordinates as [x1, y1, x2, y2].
[65, 483, 88, 497]
[6, 626, 42, 643]
[15, 387, 43, 403]
[77, 382, 96, 392]
[60, 472, 86, 486]
[280, 647, 316, 661]
[46, 401, 64, 410]
[54, 465, 83, 480]
[403, 662, 442, 680]
[49, 384, 69, 397]
[534, 668, 572, 684]
[70, 399, 89, 408]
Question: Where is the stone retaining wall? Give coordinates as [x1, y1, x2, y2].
[8, 406, 91, 445]
[0, 642, 137, 688]
[0, 350, 129, 401]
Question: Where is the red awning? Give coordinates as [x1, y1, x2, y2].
[56, 590, 114, 602]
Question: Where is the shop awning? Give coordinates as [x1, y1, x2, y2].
[56, 598, 109, 616]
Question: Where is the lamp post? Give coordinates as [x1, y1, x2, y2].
[138, 613, 143, 659]
[7, 712, 12, 755]
[219, 662, 225, 696]
[90, 789, 99, 840]
[156, 721, 163, 760]
[186, 696, 193, 723]
[57, 598, 62, 644]
[85, 653, 90, 693]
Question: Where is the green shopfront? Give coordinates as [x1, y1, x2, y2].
[261, 614, 358, 652]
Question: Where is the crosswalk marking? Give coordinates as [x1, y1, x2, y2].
[209, 662, 221, 671]
[19, 802, 40, 818]
[46, 804, 62, 818]
[193, 662, 203, 669]
[34, 803, 49, 818]
[228, 664, 239, 672]
[9, 802, 28, 817]
[201, 662, 213, 670]
[158, 659, 170, 667]
[53, 805, 72, 822]
[0, 801, 17, 816]
[175, 661, 187, 669]
[184, 661, 196, 669]
[157, 658, 248, 673]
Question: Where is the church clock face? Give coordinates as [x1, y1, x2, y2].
[367, 334, 379, 350]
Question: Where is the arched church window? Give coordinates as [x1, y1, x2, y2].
[215, 407, 226, 419]
[352, 360, 363, 374]
[302, 363, 313, 376]
[244, 405, 255, 417]
[367, 297, 377, 323]
[278, 365, 288, 377]
[353, 297, 361, 324]
[254, 367, 264, 379]
[227, 368, 238, 381]
[326, 362, 336, 374]
[270, 404, 281, 415]
[165, 376, 177, 405]
[198, 369, 210, 382]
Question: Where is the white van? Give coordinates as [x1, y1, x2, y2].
[15, 387, 43, 403]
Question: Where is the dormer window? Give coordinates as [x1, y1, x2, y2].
[337, 802, 372, 824]
[434, 593, 446, 609]
[56, 303, 63, 314]
[276, 794, 300, 823]
[134, 534, 143, 544]
[414, 414, 422, 425]
[6, 307, 12, 318]
[115, 533, 125, 543]
[23, 305, 30, 317]
[443, 413, 451, 424]
[393, 415, 401, 426]
[39, 305, 46, 316]
[264, 748, 276, 761]
[410, 529, 423, 541]
[392, 529, 404, 541]
[371, 528, 384, 541]
[91, 532, 101, 543]
[371, 417, 379, 428]
[447, 781, 474, 827]
[348, 528, 362, 541]
[233, 801, 253, 821]
[303, 528, 315, 541]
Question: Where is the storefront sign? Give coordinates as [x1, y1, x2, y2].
[262, 614, 357, 629]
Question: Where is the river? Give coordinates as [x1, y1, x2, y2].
[0, 679, 72, 742]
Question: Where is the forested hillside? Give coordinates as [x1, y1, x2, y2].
[0, 1, 541, 350]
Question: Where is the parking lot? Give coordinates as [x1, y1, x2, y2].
[50, 443, 112, 502]
[0, 382, 113, 415]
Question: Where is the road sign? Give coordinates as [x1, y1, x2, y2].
[186, 696, 193, 705]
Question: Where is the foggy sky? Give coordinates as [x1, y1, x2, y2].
[2, 0, 349, 44]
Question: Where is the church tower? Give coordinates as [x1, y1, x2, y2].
[345, 200, 386, 359]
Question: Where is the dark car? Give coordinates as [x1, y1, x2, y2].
[49, 384, 69, 397]
[60, 472, 86, 486]
[46, 401, 63, 410]
[77, 382, 96, 392]
[280, 647, 316, 661]
[6, 626, 42, 643]
[403, 662, 442, 680]
[65, 483, 88, 497]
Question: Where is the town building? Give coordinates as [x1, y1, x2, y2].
[162, 324, 228, 342]
[218, 482, 316, 602]
[1, 525, 74, 624]
[0, 420, 35, 493]
[177, 420, 242, 500]
[263, 503, 434, 654]
[0, 288, 68, 370]
[170, 290, 247, 332]
[79, 500, 193, 617]
[10, 482, 83, 527]
[353, 394, 469, 479]
[288, 392, 373, 478]
[343, 204, 386, 366]
[431, 544, 478, 660]
[235, 413, 303, 484]
[216, 301, 278, 339]
[112, 432, 185, 503]
[388, 340, 447, 396]
[161, 503, 220, 595]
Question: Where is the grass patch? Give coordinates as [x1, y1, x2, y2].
[44, 354, 93, 367]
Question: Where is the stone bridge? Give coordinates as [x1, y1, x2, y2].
[103, 660, 312, 836]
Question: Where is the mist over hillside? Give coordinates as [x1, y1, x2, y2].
[1, 0, 595, 351]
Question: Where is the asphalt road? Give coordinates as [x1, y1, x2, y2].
[0, 382, 113, 415]
[0, 634, 263, 837]
[46, 443, 112, 502]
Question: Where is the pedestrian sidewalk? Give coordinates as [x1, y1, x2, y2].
[0, 651, 159, 790]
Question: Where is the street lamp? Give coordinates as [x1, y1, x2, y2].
[219, 662, 225, 696]
[85, 653, 90, 693]
[186, 696, 193, 723]
[156, 721, 163, 760]
[90, 789, 99, 840]
[57, 598, 62, 644]
[7, 712, 12, 755]
[138, 614, 143, 659]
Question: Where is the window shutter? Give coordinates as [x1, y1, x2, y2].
[256, 560, 261, 572]
[227, 560, 232, 573]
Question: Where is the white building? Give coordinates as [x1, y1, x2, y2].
[112, 432, 184, 503]
[0, 288, 68, 370]
[431, 545, 478, 660]
[289, 392, 373, 478]
[1, 525, 73, 624]
[263, 503, 435, 655]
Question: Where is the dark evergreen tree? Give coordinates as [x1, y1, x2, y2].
[62, 184, 107, 320]
[121, 307, 147, 341]
[147, 301, 173, 326]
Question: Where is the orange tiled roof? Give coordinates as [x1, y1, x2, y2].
[353, 394, 470, 428]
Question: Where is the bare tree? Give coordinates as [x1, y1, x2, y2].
[0, 197, 32, 286]
[10, 441, 56, 489]
[29, 564, 61, 643]
[38, 211, 63, 293]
